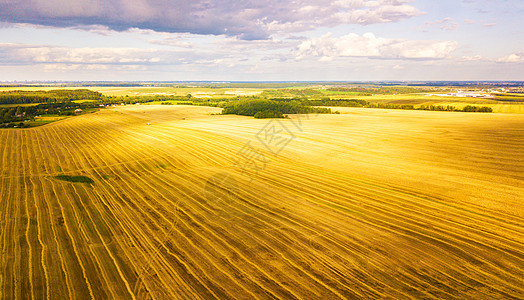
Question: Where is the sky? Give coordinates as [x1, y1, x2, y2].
[0, 0, 523, 81]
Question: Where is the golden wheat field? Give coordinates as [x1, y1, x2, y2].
[1, 105, 523, 299]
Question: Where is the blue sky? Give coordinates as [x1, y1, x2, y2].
[0, 0, 522, 81]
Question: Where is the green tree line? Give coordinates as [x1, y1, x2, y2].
[0, 89, 104, 104]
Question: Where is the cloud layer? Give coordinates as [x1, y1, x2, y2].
[296, 32, 458, 60]
[0, 43, 167, 65]
[0, 43, 229, 73]
[0, 0, 423, 39]
[497, 53, 523, 63]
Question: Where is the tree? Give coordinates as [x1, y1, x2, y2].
[254, 110, 284, 119]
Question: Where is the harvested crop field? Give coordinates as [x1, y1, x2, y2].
[0, 105, 523, 299]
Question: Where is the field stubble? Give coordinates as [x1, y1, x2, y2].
[0, 105, 523, 299]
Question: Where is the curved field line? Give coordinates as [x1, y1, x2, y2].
[1, 106, 523, 299]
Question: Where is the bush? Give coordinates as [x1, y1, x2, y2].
[306, 99, 369, 107]
[463, 105, 493, 112]
[478, 106, 493, 112]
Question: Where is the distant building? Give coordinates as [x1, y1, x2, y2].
[75, 109, 83, 114]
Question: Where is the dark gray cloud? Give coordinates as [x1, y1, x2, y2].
[0, 0, 423, 39]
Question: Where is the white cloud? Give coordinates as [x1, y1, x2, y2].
[461, 55, 483, 61]
[44, 64, 111, 71]
[327, 2, 424, 25]
[419, 17, 459, 31]
[22, 47, 161, 64]
[0, 39, 294, 74]
[149, 38, 193, 48]
[296, 32, 458, 60]
[0, 43, 201, 66]
[212, 37, 297, 53]
[497, 53, 523, 63]
[43, 64, 147, 72]
[440, 22, 458, 31]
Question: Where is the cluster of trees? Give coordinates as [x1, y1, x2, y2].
[221, 99, 332, 118]
[0, 106, 31, 127]
[1, 101, 100, 128]
[104, 95, 193, 105]
[254, 110, 284, 119]
[462, 105, 493, 112]
[366, 103, 492, 112]
[326, 86, 437, 95]
[366, 103, 415, 110]
[305, 98, 369, 107]
[418, 105, 458, 111]
[161, 102, 196, 106]
[0, 89, 104, 104]
[37, 102, 89, 116]
[418, 104, 492, 112]
[1, 121, 30, 128]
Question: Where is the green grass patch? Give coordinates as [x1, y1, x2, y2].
[22, 120, 57, 127]
[54, 175, 94, 184]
